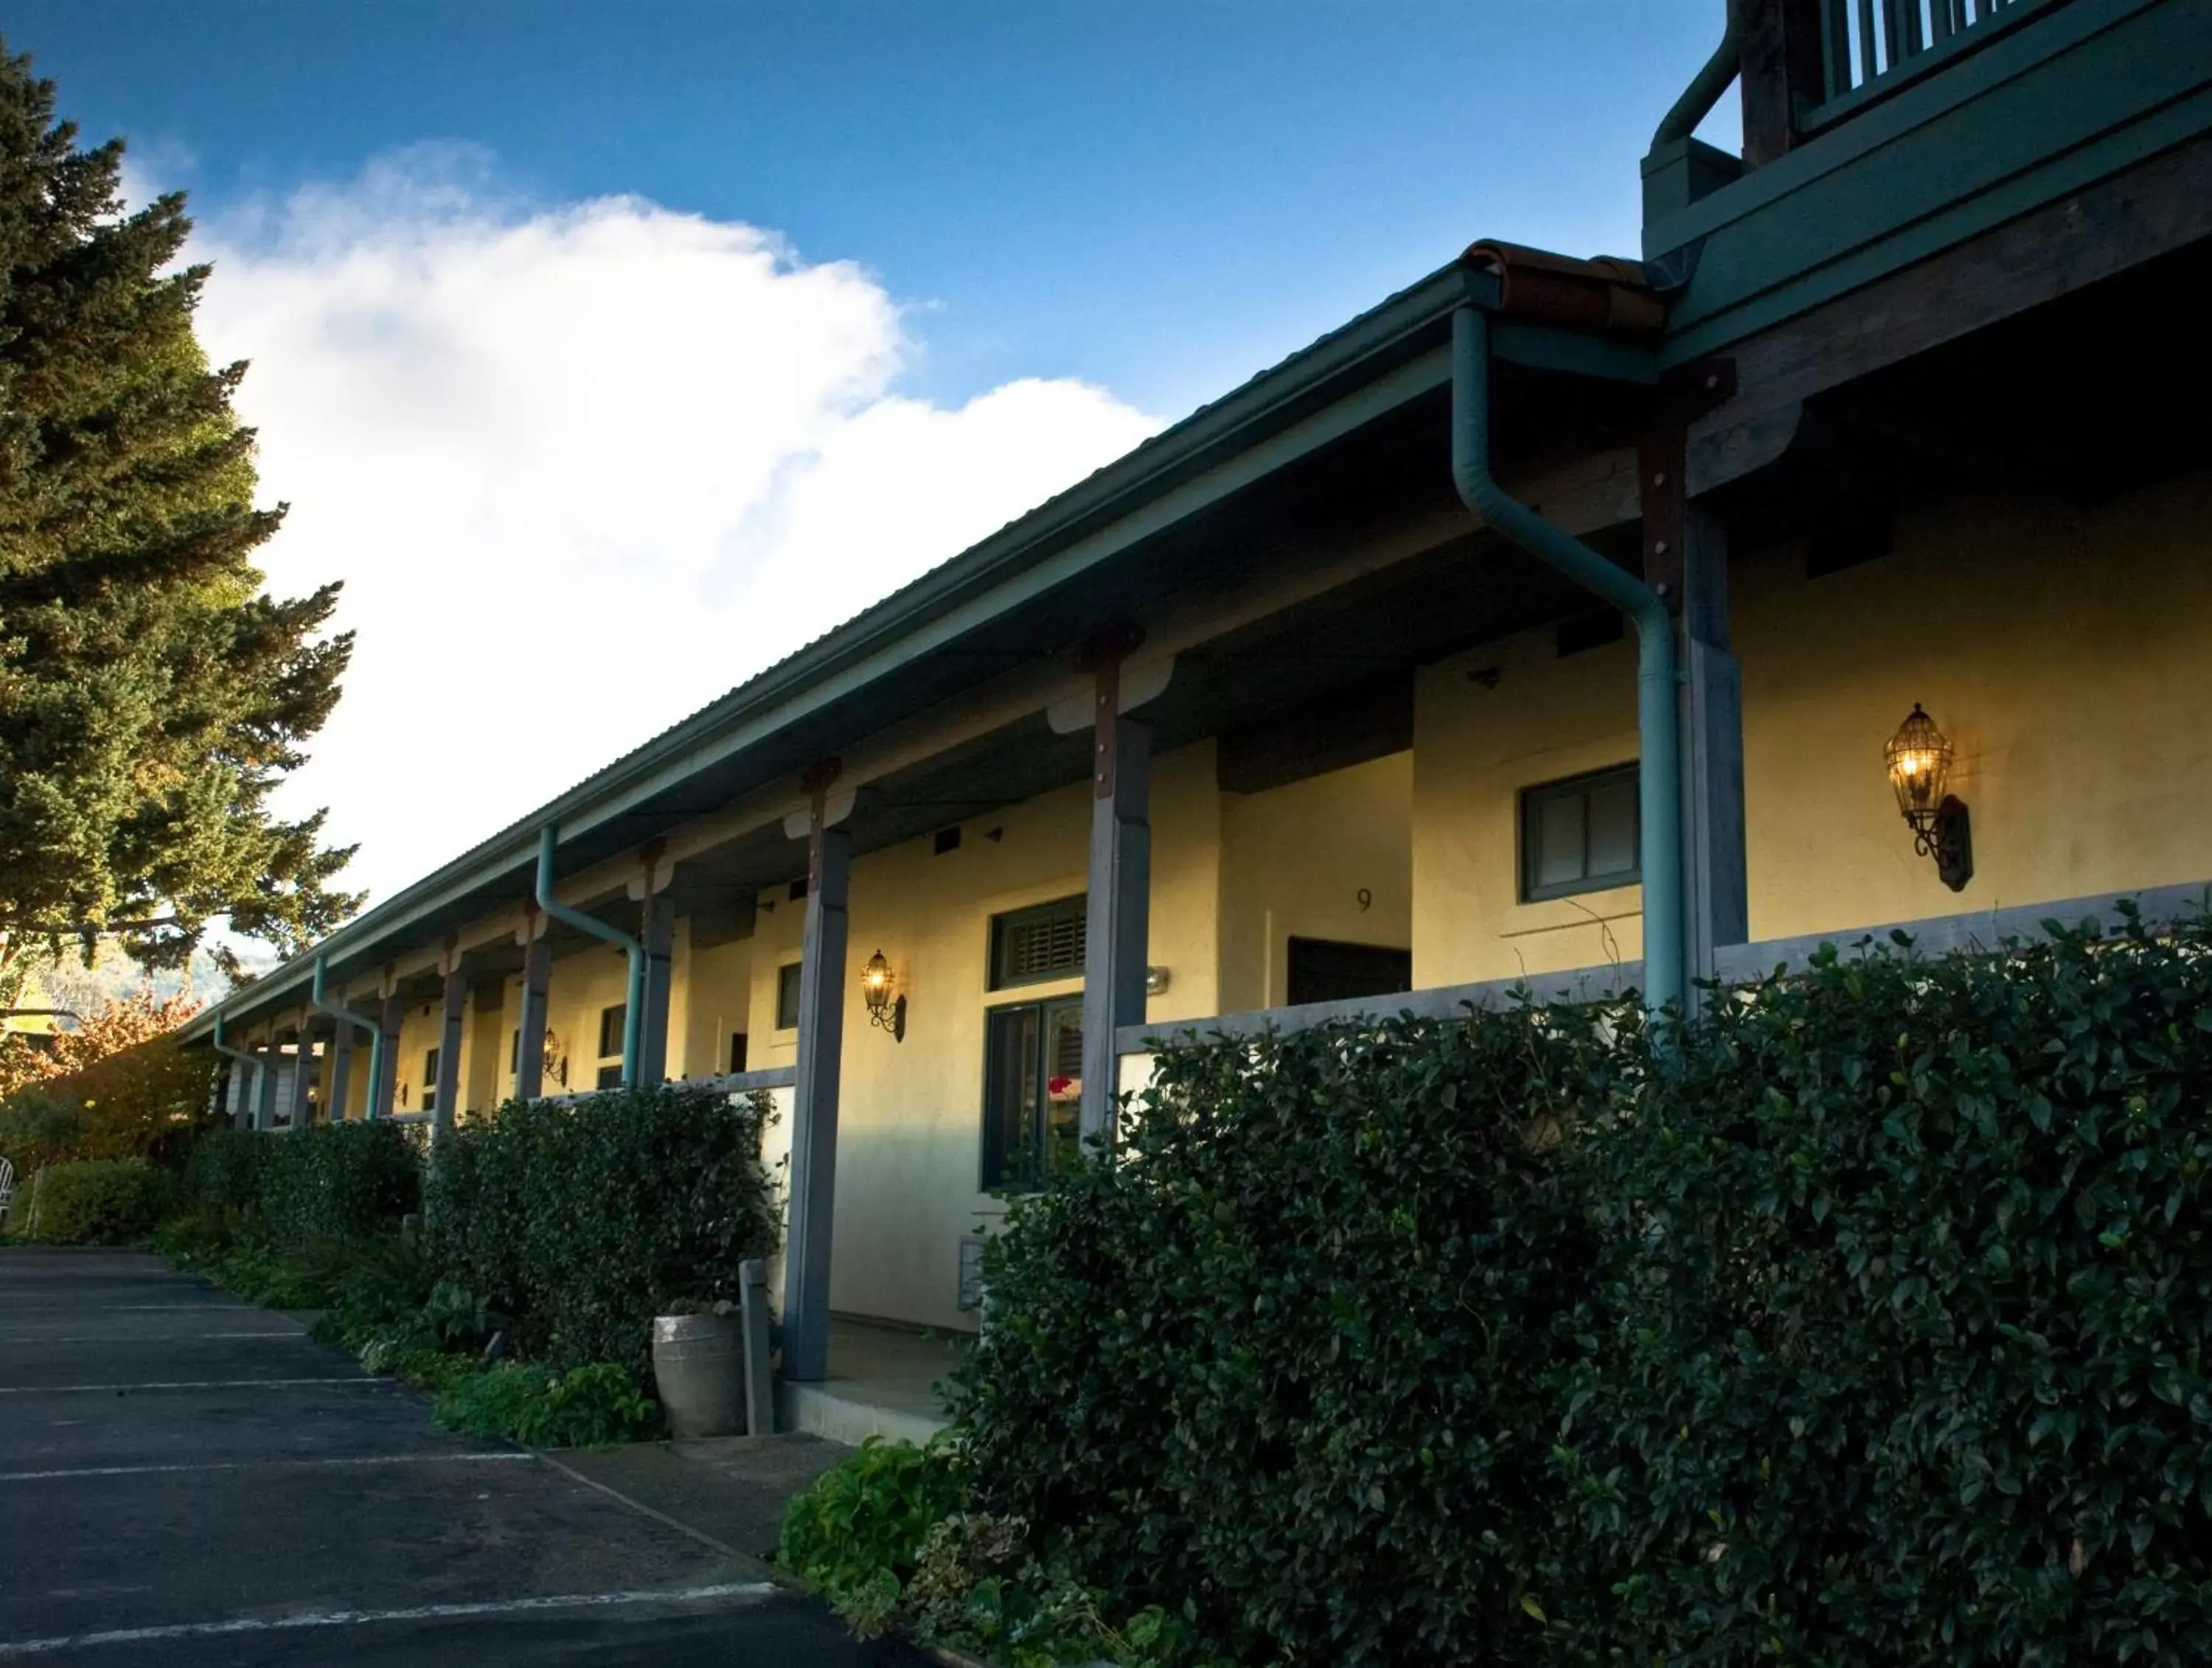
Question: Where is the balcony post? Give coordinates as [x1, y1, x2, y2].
[782, 761, 851, 1385]
[514, 907, 551, 1101]
[1080, 638, 1151, 1153]
[327, 1021, 353, 1122]
[1740, 0, 1830, 167]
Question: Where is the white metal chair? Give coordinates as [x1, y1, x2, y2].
[0, 1156, 15, 1230]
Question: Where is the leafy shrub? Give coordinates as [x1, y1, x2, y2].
[952, 1004, 1604, 1665]
[178, 1127, 274, 1221]
[19, 1158, 178, 1244]
[779, 1438, 967, 1635]
[262, 1121, 421, 1246]
[952, 911, 2212, 1667]
[434, 1360, 662, 1448]
[425, 1083, 780, 1369]
[1554, 915, 2212, 1664]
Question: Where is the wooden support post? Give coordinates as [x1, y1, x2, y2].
[372, 990, 403, 1120]
[1081, 647, 1152, 1153]
[1678, 504, 1750, 1001]
[633, 852, 676, 1086]
[253, 1041, 279, 1132]
[782, 763, 851, 1386]
[229, 1059, 254, 1131]
[515, 912, 551, 1102]
[434, 962, 465, 1143]
[327, 1023, 353, 1123]
[285, 1015, 315, 1128]
[740, 1257, 776, 1436]
[1645, 370, 1748, 1010]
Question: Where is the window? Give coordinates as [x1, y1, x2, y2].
[597, 1004, 627, 1063]
[1520, 764, 1640, 902]
[728, 1032, 748, 1074]
[776, 963, 803, 1030]
[509, 1029, 519, 1074]
[595, 1063, 622, 1091]
[989, 894, 1086, 990]
[981, 997, 1085, 1190]
[1286, 939, 1413, 1007]
[421, 1047, 441, 1115]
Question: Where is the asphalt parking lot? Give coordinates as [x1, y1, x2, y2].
[0, 1247, 922, 1666]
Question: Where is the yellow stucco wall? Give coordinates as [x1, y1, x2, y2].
[1413, 470, 2212, 984]
[1218, 751, 1413, 1012]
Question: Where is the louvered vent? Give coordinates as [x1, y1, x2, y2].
[990, 894, 1086, 989]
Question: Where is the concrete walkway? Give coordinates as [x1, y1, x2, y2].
[0, 1247, 923, 1666]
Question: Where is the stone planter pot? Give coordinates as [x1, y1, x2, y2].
[651, 1312, 745, 1439]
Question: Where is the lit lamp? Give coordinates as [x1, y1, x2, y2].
[861, 950, 906, 1041]
[1885, 703, 1972, 892]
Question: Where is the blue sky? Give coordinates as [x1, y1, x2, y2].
[12, 1, 1731, 417]
[4, 2, 1738, 910]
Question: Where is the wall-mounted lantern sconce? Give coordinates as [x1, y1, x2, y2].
[1885, 703, 1972, 892]
[862, 949, 906, 1041]
[1144, 965, 1172, 997]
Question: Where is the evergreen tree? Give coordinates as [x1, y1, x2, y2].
[0, 39, 358, 981]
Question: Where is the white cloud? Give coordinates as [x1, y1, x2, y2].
[192, 148, 1161, 906]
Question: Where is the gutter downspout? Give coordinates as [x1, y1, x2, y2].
[1652, 0, 1743, 147]
[209, 1012, 263, 1131]
[311, 956, 386, 1121]
[535, 825, 644, 1089]
[1450, 302, 1685, 1020]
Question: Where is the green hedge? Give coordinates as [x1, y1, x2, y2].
[425, 1083, 781, 1370]
[178, 1126, 276, 1220]
[953, 911, 2212, 1666]
[262, 1120, 421, 1245]
[18, 1158, 177, 1243]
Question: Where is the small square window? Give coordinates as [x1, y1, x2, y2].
[1520, 765, 1641, 902]
[776, 962, 804, 1030]
[989, 894, 1086, 990]
[595, 1063, 622, 1091]
[597, 1004, 626, 1061]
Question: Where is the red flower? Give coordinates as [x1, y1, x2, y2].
[1047, 1075, 1075, 1097]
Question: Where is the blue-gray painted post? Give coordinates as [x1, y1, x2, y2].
[285, 1018, 315, 1127]
[327, 1022, 353, 1123]
[229, 1058, 255, 1131]
[434, 966, 465, 1141]
[636, 889, 676, 1085]
[515, 927, 551, 1101]
[782, 776, 851, 1385]
[372, 992, 403, 1119]
[1678, 504, 1748, 1004]
[253, 1041, 279, 1131]
[1081, 658, 1151, 1153]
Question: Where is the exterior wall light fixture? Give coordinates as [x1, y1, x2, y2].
[862, 949, 906, 1041]
[1885, 703, 1972, 892]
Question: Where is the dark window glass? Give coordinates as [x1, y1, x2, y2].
[595, 1063, 622, 1091]
[728, 1032, 748, 1074]
[421, 1047, 441, 1114]
[1285, 939, 1413, 1007]
[981, 996, 1085, 1190]
[509, 1029, 519, 1074]
[989, 894, 1086, 990]
[597, 1004, 626, 1060]
[1519, 764, 1641, 902]
[776, 963, 803, 1030]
